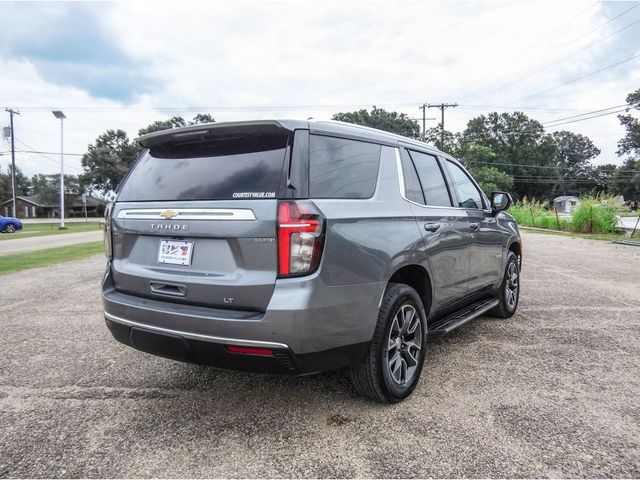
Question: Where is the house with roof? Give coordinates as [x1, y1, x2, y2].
[1, 194, 107, 219]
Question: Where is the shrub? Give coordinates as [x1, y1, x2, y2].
[509, 197, 611, 233]
[571, 200, 618, 234]
[508, 200, 549, 228]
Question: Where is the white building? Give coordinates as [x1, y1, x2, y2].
[553, 196, 581, 213]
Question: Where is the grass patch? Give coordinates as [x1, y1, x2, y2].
[521, 227, 628, 242]
[0, 221, 102, 241]
[509, 196, 620, 235]
[0, 241, 104, 275]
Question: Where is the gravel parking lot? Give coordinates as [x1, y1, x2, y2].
[1, 231, 639, 478]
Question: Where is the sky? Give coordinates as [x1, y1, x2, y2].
[1, 0, 639, 178]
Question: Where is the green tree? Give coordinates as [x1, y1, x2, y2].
[30, 174, 58, 205]
[0, 166, 8, 201]
[81, 129, 140, 195]
[461, 112, 559, 200]
[332, 106, 420, 138]
[30, 173, 85, 214]
[423, 127, 460, 154]
[0, 167, 9, 202]
[1, 165, 30, 199]
[468, 166, 514, 195]
[609, 157, 640, 200]
[617, 89, 640, 156]
[137, 114, 216, 136]
[456, 142, 514, 193]
[82, 114, 215, 195]
[592, 163, 618, 194]
[137, 116, 187, 136]
[191, 113, 215, 125]
[552, 130, 600, 195]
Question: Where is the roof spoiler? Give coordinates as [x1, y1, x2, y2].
[136, 120, 305, 148]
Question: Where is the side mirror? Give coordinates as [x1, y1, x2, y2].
[491, 191, 512, 214]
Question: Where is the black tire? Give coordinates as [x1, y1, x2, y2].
[4, 224, 16, 233]
[489, 251, 520, 318]
[350, 283, 427, 403]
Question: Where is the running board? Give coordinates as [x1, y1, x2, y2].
[428, 298, 499, 335]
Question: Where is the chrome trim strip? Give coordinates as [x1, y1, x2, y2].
[394, 147, 490, 213]
[104, 311, 289, 349]
[394, 148, 407, 199]
[116, 208, 256, 221]
[104, 293, 260, 321]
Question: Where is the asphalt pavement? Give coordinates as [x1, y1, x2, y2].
[0, 231, 639, 477]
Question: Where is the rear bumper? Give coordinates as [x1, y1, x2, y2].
[105, 315, 369, 375]
[102, 267, 381, 374]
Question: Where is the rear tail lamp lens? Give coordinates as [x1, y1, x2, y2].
[277, 201, 325, 277]
[104, 202, 113, 260]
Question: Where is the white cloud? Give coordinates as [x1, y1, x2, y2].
[1, 0, 639, 177]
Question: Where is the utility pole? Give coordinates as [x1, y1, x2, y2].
[418, 104, 436, 142]
[5, 108, 20, 218]
[426, 103, 458, 148]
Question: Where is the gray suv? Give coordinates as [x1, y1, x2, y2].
[102, 120, 521, 403]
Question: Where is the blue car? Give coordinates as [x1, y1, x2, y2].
[0, 215, 22, 233]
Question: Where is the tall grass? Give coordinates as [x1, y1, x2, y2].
[570, 200, 618, 234]
[508, 196, 619, 234]
[509, 200, 571, 230]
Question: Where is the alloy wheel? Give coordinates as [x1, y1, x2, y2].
[505, 261, 519, 309]
[386, 304, 422, 385]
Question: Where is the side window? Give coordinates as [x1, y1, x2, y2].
[408, 150, 452, 207]
[309, 135, 381, 199]
[399, 150, 425, 204]
[446, 160, 484, 209]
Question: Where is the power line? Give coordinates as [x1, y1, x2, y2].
[458, 105, 629, 142]
[0, 104, 630, 172]
[458, 3, 640, 104]
[417, 105, 436, 141]
[14, 139, 84, 172]
[543, 108, 629, 128]
[9, 102, 421, 113]
[1, 100, 629, 116]
[466, 160, 623, 172]
[462, 16, 640, 104]
[424, 103, 458, 146]
[0, 150, 84, 157]
[508, 52, 640, 105]
[510, 2, 600, 58]
[454, 1, 600, 102]
[539, 104, 628, 124]
[458, 104, 593, 113]
[560, 2, 640, 49]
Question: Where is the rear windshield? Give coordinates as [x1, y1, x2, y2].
[117, 132, 289, 202]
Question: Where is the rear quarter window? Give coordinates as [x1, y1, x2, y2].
[309, 135, 381, 199]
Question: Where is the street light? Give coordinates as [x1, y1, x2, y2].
[52, 110, 66, 229]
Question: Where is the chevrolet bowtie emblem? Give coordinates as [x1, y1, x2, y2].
[160, 209, 177, 219]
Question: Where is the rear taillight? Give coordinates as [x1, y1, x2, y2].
[277, 200, 325, 277]
[104, 202, 113, 260]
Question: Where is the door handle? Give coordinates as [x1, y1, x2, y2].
[469, 222, 480, 231]
[424, 223, 441, 233]
[150, 282, 187, 297]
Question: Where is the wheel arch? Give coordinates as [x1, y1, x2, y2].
[386, 264, 433, 317]
[508, 238, 523, 269]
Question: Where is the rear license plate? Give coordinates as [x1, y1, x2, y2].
[158, 240, 193, 266]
